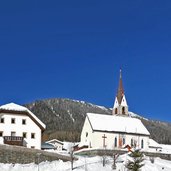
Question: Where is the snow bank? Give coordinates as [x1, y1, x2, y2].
[0, 153, 171, 171]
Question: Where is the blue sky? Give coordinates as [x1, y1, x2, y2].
[0, 0, 171, 122]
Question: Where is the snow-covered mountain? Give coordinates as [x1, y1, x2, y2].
[128, 111, 148, 120]
[25, 98, 171, 144]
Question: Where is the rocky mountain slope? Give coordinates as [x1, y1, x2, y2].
[25, 98, 171, 144]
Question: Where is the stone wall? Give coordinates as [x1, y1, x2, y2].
[144, 152, 171, 160]
[0, 144, 72, 164]
[75, 149, 171, 161]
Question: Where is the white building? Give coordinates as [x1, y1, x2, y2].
[45, 139, 63, 151]
[81, 113, 150, 149]
[80, 70, 150, 150]
[0, 103, 46, 149]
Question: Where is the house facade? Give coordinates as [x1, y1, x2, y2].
[80, 70, 150, 150]
[0, 103, 46, 149]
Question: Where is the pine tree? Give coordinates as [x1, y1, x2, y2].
[125, 150, 144, 171]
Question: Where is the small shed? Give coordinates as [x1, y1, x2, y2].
[46, 139, 64, 151]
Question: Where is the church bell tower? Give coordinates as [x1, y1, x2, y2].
[112, 69, 129, 116]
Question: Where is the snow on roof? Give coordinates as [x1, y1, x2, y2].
[0, 103, 46, 130]
[149, 139, 162, 148]
[41, 142, 55, 149]
[46, 139, 63, 145]
[87, 113, 150, 135]
[0, 103, 28, 112]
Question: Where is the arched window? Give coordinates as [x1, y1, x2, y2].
[86, 132, 88, 137]
[122, 107, 125, 114]
[141, 139, 144, 149]
[114, 137, 117, 147]
[123, 137, 125, 145]
[115, 108, 118, 114]
[131, 138, 134, 147]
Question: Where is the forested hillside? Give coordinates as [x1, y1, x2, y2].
[25, 98, 171, 144]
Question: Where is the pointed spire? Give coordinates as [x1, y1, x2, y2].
[120, 68, 122, 79]
[113, 69, 129, 116]
[117, 69, 124, 105]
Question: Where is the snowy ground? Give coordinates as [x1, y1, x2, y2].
[0, 153, 171, 171]
[1, 142, 171, 171]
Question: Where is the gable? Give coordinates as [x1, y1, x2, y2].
[113, 97, 119, 108]
[120, 95, 128, 106]
[46, 139, 63, 145]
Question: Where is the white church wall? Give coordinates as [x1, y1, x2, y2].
[91, 132, 117, 149]
[90, 132, 149, 150]
[80, 117, 93, 147]
[123, 134, 149, 149]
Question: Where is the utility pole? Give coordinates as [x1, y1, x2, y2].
[112, 153, 117, 170]
[70, 146, 74, 170]
[36, 153, 41, 171]
[84, 156, 87, 171]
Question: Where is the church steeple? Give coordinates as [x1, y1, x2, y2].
[112, 69, 129, 116]
[117, 69, 124, 105]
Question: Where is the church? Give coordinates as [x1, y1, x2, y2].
[80, 70, 150, 150]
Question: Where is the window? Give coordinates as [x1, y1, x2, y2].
[122, 107, 125, 114]
[86, 132, 88, 137]
[0, 118, 4, 123]
[0, 131, 3, 137]
[11, 132, 16, 136]
[31, 133, 35, 139]
[141, 139, 144, 149]
[131, 138, 134, 147]
[11, 118, 15, 124]
[114, 137, 117, 147]
[31, 146, 35, 149]
[23, 132, 27, 138]
[123, 138, 125, 145]
[22, 119, 26, 125]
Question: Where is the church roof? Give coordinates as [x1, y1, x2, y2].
[87, 113, 150, 136]
[149, 139, 162, 148]
[0, 103, 46, 130]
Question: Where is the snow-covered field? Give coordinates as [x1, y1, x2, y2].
[0, 153, 171, 171]
[0, 142, 171, 171]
